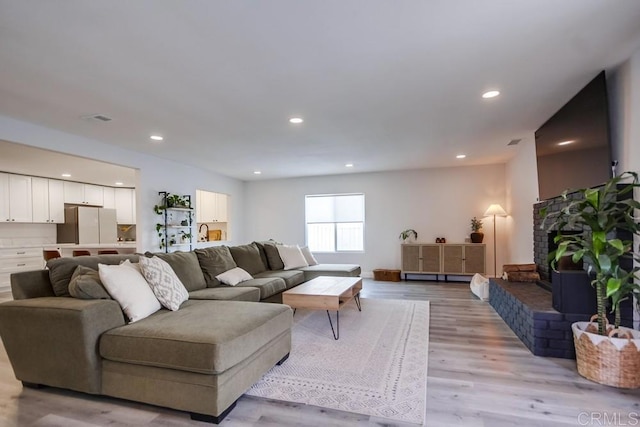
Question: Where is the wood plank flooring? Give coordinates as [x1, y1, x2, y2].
[1, 281, 639, 426]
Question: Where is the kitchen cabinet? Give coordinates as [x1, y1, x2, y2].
[196, 190, 228, 223]
[7, 174, 33, 222]
[103, 187, 116, 209]
[31, 177, 64, 223]
[63, 182, 104, 206]
[401, 243, 485, 280]
[0, 173, 8, 222]
[0, 247, 44, 289]
[115, 188, 135, 224]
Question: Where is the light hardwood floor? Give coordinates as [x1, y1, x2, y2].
[1, 281, 639, 426]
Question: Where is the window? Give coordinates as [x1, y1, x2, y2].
[305, 193, 364, 252]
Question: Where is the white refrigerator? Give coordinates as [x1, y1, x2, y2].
[57, 207, 118, 244]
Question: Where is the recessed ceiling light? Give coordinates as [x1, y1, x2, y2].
[345, 163, 354, 168]
[456, 154, 466, 159]
[253, 170, 262, 175]
[61, 173, 71, 177]
[482, 90, 500, 99]
[289, 117, 303, 124]
[558, 140, 575, 146]
[150, 135, 164, 141]
[115, 182, 123, 186]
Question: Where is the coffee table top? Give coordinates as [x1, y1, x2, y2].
[284, 276, 362, 297]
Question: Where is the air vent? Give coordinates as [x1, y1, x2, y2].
[80, 114, 113, 122]
[507, 138, 522, 146]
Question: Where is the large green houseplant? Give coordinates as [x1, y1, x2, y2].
[541, 172, 640, 388]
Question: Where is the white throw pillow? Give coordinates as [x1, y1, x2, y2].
[300, 246, 319, 266]
[99, 262, 161, 323]
[138, 256, 189, 311]
[277, 244, 309, 270]
[216, 267, 253, 286]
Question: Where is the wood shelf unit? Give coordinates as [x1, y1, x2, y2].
[401, 243, 486, 281]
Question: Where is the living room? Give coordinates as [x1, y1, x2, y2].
[2, 1, 640, 426]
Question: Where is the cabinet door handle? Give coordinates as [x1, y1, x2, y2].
[17, 251, 26, 254]
[17, 263, 26, 266]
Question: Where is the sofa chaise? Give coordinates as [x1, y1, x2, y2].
[0, 242, 360, 423]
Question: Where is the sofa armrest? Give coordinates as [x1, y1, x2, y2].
[0, 297, 125, 394]
[11, 270, 55, 299]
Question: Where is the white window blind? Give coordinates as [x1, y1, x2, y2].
[305, 193, 364, 252]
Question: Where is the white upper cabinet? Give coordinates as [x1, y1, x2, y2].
[0, 173, 9, 222]
[103, 187, 116, 209]
[8, 174, 33, 222]
[115, 188, 135, 224]
[196, 190, 229, 223]
[33, 178, 65, 223]
[63, 182, 104, 206]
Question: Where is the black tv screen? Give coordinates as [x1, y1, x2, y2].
[535, 71, 613, 201]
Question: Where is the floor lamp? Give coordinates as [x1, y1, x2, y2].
[484, 204, 507, 278]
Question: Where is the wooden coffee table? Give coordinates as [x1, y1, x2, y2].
[282, 276, 362, 340]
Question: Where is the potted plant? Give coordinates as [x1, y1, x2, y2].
[541, 171, 640, 388]
[470, 217, 484, 243]
[399, 229, 418, 243]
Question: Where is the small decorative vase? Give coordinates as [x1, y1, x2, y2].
[470, 232, 484, 243]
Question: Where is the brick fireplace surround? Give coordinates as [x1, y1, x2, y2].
[489, 188, 632, 359]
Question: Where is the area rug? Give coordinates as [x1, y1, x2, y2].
[246, 298, 430, 425]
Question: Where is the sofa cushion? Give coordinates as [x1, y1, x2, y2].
[195, 246, 237, 287]
[100, 300, 292, 374]
[139, 256, 189, 311]
[68, 266, 111, 299]
[229, 243, 267, 275]
[276, 244, 308, 270]
[298, 264, 362, 281]
[48, 254, 139, 297]
[152, 251, 207, 292]
[254, 270, 305, 289]
[99, 261, 162, 323]
[188, 287, 260, 302]
[216, 267, 253, 286]
[254, 241, 284, 270]
[235, 277, 287, 300]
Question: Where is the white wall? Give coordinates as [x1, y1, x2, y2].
[0, 114, 246, 252]
[244, 164, 507, 277]
[504, 135, 538, 264]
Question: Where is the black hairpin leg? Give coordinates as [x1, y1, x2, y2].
[326, 310, 339, 340]
[292, 308, 296, 316]
[355, 293, 362, 311]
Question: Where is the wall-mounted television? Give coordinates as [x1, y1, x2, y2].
[535, 71, 613, 201]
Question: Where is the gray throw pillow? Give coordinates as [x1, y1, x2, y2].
[195, 246, 237, 287]
[150, 251, 207, 292]
[68, 265, 112, 299]
[229, 243, 268, 275]
[48, 254, 139, 297]
[263, 242, 285, 270]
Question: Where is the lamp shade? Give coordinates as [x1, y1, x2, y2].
[484, 204, 507, 217]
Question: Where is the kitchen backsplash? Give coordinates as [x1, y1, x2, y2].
[0, 223, 57, 247]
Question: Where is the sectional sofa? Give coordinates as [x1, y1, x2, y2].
[0, 241, 360, 423]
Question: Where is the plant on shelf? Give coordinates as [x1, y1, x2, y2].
[470, 216, 484, 243]
[166, 194, 190, 208]
[179, 230, 192, 242]
[541, 171, 640, 388]
[399, 229, 418, 243]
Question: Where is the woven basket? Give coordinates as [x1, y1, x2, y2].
[572, 319, 640, 388]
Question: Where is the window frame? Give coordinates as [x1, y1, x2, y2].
[304, 193, 365, 253]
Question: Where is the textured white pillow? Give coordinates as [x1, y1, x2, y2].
[138, 256, 189, 311]
[216, 267, 253, 286]
[277, 244, 309, 270]
[300, 246, 319, 266]
[99, 262, 161, 323]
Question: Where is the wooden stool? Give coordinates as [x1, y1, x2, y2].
[43, 250, 61, 262]
[98, 249, 119, 255]
[72, 250, 92, 257]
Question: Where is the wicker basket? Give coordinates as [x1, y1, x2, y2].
[572, 320, 640, 388]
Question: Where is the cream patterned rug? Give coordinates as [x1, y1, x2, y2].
[246, 298, 430, 425]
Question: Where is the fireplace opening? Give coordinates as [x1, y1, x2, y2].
[546, 230, 584, 282]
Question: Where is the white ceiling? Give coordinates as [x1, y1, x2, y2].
[1, 1, 640, 182]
